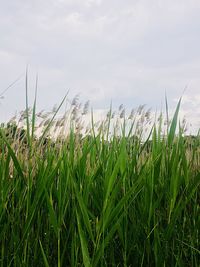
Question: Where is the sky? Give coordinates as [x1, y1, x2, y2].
[0, 0, 200, 133]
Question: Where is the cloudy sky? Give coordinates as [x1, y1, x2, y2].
[0, 0, 200, 132]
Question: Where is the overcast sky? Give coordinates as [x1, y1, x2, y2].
[0, 0, 200, 132]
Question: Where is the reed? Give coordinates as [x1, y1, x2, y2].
[0, 91, 199, 266]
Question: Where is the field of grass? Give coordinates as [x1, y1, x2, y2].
[0, 94, 199, 266]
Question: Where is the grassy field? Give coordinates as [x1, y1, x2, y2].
[0, 95, 199, 266]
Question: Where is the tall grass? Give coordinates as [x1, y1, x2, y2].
[0, 93, 199, 266]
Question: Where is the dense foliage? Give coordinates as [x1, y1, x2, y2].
[0, 100, 199, 267]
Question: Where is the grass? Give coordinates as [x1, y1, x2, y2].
[0, 90, 199, 266]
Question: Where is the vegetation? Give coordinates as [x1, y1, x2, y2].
[0, 93, 199, 266]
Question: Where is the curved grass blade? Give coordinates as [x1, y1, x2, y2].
[0, 128, 24, 180]
[76, 210, 91, 267]
[39, 240, 50, 267]
[168, 97, 181, 146]
[38, 93, 68, 147]
[31, 74, 38, 140]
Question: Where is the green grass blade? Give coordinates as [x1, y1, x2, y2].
[0, 128, 24, 180]
[25, 66, 31, 149]
[39, 240, 50, 267]
[76, 210, 91, 267]
[31, 74, 38, 140]
[168, 97, 181, 146]
[38, 94, 67, 147]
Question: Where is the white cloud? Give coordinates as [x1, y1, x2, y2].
[0, 0, 199, 134]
